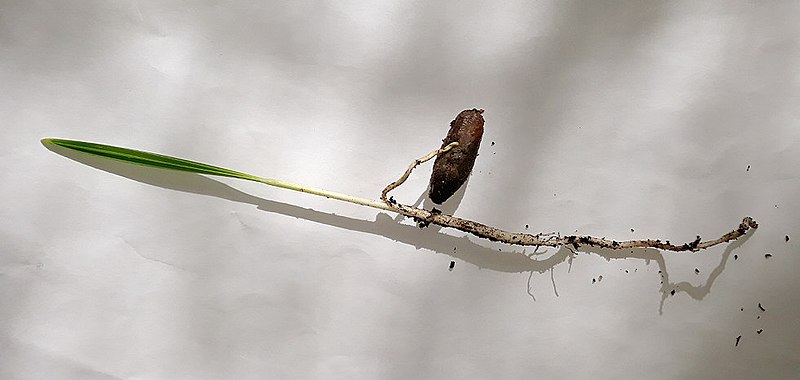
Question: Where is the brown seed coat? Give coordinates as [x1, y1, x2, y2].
[428, 109, 485, 204]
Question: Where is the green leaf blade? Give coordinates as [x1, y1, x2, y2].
[42, 138, 262, 182]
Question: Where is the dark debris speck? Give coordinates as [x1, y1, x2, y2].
[758, 303, 766, 312]
[765, 253, 773, 259]
[694, 268, 700, 274]
[735, 335, 742, 347]
[757, 329, 763, 334]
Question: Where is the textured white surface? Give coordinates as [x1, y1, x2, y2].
[2, 1, 799, 378]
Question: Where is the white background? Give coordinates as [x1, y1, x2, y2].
[2, 1, 799, 378]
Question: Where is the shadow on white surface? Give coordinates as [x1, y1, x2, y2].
[44, 140, 758, 316]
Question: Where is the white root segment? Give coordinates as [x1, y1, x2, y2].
[381, 141, 459, 205]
